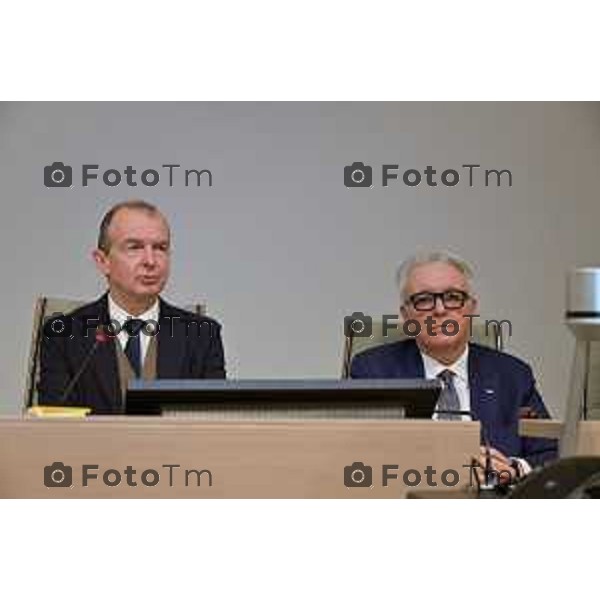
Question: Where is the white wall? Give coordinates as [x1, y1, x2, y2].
[1, 101, 599, 416]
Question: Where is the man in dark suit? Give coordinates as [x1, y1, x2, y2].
[350, 251, 557, 481]
[38, 199, 225, 413]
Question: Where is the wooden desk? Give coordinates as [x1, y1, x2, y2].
[519, 419, 600, 455]
[0, 417, 480, 498]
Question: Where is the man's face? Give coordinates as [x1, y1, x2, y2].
[400, 262, 477, 356]
[93, 208, 171, 304]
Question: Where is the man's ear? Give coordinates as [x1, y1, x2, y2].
[469, 295, 479, 314]
[92, 248, 110, 277]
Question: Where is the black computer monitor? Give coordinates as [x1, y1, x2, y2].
[125, 379, 440, 419]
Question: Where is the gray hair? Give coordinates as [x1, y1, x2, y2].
[395, 251, 475, 302]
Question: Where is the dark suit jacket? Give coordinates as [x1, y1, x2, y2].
[350, 339, 557, 466]
[38, 293, 226, 414]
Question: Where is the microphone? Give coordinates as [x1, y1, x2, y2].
[58, 327, 111, 405]
[479, 420, 500, 493]
[433, 407, 500, 492]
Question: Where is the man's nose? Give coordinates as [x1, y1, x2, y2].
[432, 296, 447, 315]
[142, 246, 157, 266]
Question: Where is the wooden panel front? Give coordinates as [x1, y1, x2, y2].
[0, 417, 480, 498]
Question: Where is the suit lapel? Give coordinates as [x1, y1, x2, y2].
[468, 344, 500, 425]
[94, 337, 121, 407]
[156, 299, 185, 378]
[87, 294, 121, 408]
[398, 339, 426, 378]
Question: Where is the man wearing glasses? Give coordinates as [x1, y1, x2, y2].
[350, 251, 557, 482]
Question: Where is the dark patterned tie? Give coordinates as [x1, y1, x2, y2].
[123, 319, 145, 377]
[436, 369, 461, 420]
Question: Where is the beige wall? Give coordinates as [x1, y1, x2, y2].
[1, 102, 599, 417]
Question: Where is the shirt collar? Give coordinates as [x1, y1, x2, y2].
[108, 294, 160, 325]
[419, 344, 470, 383]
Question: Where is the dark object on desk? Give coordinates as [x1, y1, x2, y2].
[509, 457, 600, 498]
[126, 378, 440, 419]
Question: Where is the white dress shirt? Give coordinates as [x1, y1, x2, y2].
[108, 295, 159, 367]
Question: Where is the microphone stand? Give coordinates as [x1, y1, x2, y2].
[434, 408, 509, 498]
[58, 329, 110, 405]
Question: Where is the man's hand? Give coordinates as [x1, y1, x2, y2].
[473, 446, 518, 486]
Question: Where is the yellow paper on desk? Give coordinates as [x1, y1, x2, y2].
[27, 405, 92, 418]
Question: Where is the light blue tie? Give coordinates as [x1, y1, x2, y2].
[436, 369, 461, 420]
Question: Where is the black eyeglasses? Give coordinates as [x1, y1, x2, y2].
[407, 290, 471, 312]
